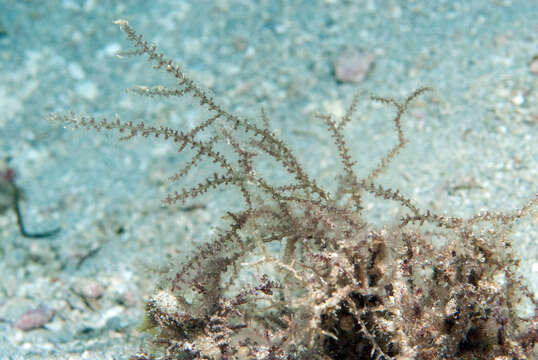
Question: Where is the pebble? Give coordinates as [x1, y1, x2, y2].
[74, 278, 104, 300]
[13, 307, 55, 331]
[75, 81, 99, 101]
[510, 92, 525, 106]
[67, 62, 86, 80]
[334, 51, 375, 83]
[100, 42, 122, 58]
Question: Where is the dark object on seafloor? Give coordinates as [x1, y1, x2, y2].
[1, 167, 60, 239]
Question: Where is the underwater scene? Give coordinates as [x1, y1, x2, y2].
[0, 1, 536, 359]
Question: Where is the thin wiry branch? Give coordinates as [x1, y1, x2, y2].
[366, 87, 432, 183]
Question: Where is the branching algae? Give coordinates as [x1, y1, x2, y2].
[49, 20, 537, 360]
